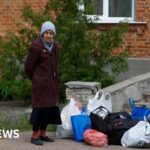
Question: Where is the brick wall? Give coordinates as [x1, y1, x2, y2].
[127, 0, 150, 57]
[0, 0, 47, 36]
[135, 0, 150, 57]
[0, 0, 150, 57]
[95, 0, 150, 58]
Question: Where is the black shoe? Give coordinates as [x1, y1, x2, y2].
[39, 136, 54, 142]
[31, 138, 43, 145]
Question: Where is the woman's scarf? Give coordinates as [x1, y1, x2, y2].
[41, 37, 54, 53]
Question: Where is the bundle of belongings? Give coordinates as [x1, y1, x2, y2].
[89, 96, 150, 147]
[56, 90, 150, 148]
[89, 105, 138, 145]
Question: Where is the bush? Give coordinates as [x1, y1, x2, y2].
[0, 0, 129, 101]
[0, 79, 31, 101]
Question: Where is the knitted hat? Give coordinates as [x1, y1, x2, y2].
[40, 21, 56, 36]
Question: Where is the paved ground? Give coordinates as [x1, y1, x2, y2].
[0, 102, 145, 150]
[0, 132, 143, 150]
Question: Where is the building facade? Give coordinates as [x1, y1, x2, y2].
[0, 0, 150, 79]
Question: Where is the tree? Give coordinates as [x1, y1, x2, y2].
[0, 0, 129, 101]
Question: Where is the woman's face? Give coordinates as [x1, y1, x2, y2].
[43, 30, 54, 43]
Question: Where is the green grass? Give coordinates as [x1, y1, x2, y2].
[0, 114, 57, 132]
[0, 114, 31, 131]
[0, 101, 68, 131]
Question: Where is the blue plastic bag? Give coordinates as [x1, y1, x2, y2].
[71, 114, 91, 142]
[129, 98, 150, 121]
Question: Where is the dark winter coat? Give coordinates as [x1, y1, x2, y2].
[24, 38, 59, 108]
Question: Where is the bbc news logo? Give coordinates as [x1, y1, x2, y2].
[0, 129, 19, 139]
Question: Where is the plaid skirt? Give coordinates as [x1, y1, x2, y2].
[30, 106, 62, 126]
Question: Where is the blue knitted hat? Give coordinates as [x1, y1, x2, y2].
[40, 21, 56, 36]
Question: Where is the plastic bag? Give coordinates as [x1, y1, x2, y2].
[61, 98, 81, 130]
[71, 114, 91, 142]
[90, 106, 111, 134]
[121, 121, 150, 148]
[56, 98, 81, 138]
[55, 125, 73, 139]
[129, 98, 150, 121]
[84, 129, 108, 147]
[87, 90, 112, 112]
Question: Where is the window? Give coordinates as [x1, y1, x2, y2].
[109, 0, 132, 17]
[79, 0, 135, 23]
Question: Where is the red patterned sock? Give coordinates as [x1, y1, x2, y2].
[39, 130, 46, 137]
[32, 131, 39, 139]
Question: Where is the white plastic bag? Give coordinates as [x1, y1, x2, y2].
[56, 125, 73, 139]
[87, 90, 112, 112]
[56, 98, 81, 138]
[61, 98, 81, 130]
[121, 121, 150, 148]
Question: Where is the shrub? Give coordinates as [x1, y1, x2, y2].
[0, 0, 129, 101]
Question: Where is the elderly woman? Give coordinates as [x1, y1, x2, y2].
[25, 21, 62, 145]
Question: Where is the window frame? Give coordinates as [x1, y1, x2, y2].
[81, 0, 135, 23]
